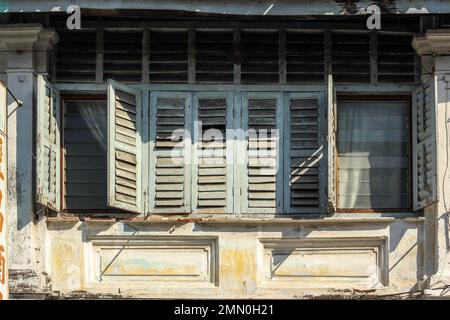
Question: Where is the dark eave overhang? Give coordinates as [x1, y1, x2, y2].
[1, 0, 448, 15]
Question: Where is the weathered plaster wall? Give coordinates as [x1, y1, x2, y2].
[429, 56, 450, 293]
[41, 218, 425, 299]
[1, 23, 450, 299]
[0, 25, 58, 298]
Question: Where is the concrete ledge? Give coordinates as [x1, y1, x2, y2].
[123, 217, 413, 225]
[413, 29, 450, 55]
[46, 215, 425, 226]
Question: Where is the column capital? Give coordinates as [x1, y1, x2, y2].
[412, 29, 450, 56]
[35, 29, 59, 52]
[0, 24, 44, 50]
[0, 24, 59, 72]
[34, 29, 59, 75]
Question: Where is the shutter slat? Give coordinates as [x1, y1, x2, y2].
[196, 97, 228, 211]
[36, 75, 61, 211]
[286, 92, 325, 213]
[150, 31, 188, 83]
[196, 31, 233, 83]
[107, 81, 142, 213]
[154, 95, 188, 211]
[104, 31, 143, 82]
[241, 31, 279, 84]
[56, 31, 96, 82]
[413, 77, 438, 211]
[246, 98, 279, 211]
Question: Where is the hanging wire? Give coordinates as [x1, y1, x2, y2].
[1, 80, 23, 108]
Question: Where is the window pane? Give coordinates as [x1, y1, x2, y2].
[64, 101, 108, 210]
[337, 101, 409, 209]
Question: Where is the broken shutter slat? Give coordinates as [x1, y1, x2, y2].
[107, 80, 142, 213]
[284, 91, 326, 214]
[192, 92, 234, 213]
[242, 92, 283, 213]
[413, 76, 438, 211]
[36, 75, 61, 212]
[150, 91, 191, 213]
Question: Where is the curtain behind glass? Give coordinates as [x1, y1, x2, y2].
[337, 101, 409, 209]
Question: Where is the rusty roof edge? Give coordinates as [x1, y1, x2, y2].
[1, 0, 449, 15]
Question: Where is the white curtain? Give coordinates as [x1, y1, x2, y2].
[337, 101, 408, 209]
[76, 102, 107, 151]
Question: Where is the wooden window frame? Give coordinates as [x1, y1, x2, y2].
[335, 95, 413, 213]
[60, 94, 127, 214]
[55, 84, 417, 217]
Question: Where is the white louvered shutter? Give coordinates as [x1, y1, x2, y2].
[284, 92, 326, 214]
[242, 93, 283, 213]
[413, 76, 438, 211]
[107, 80, 142, 213]
[149, 92, 191, 213]
[192, 92, 233, 213]
[36, 75, 61, 211]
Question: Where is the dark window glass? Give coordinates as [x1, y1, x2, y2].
[64, 101, 108, 210]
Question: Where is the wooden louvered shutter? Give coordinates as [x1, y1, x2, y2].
[284, 92, 326, 214]
[327, 75, 337, 212]
[150, 92, 191, 213]
[107, 81, 142, 213]
[242, 93, 283, 213]
[36, 75, 61, 211]
[192, 92, 233, 213]
[413, 76, 438, 211]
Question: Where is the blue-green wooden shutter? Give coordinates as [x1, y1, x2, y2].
[107, 80, 142, 213]
[149, 91, 191, 213]
[283, 92, 326, 214]
[241, 92, 283, 213]
[36, 75, 61, 211]
[413, 76, 438, 211]
[192, 92, 234, 213]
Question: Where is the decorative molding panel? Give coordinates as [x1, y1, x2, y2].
[87, 236, 217, 287]
[259, 237, 388, 289]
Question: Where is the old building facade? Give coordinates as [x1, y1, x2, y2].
[1, 0, 450, 299]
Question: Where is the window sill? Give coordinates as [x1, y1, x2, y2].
[46, 215, 425, 226]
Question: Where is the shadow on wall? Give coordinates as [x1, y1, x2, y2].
[7, 92, 33, 231]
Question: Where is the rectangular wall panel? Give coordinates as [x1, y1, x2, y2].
[88, 236, 217, 286]
[260, 237, 388, 289]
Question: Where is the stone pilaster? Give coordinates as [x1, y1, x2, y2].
[413, 30, 450, 296]
[0, 24, 58, 295]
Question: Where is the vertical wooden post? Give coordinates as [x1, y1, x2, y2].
[279, 30, 287, 84]
[370, 31, 378, 85]
[414, 55, 422, 84]
[142, 29, 150, 83]
[188, 29, 196, 84]
[95, 28, 104, 83]
[324, 30, 332, 81]
[233, 29, 241, 84]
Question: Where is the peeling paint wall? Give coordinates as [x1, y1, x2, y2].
[1, 15, 450, 299]
[38, 219, 425, 299]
